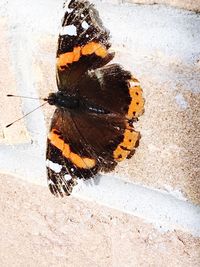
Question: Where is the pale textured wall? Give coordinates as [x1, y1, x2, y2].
[117, 0, 200, 12]
[131, 0, 200, 12]
[0, 0, 200, 266]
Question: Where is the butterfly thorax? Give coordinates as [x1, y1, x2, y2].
[47, 92, 79, 110]
[47, 92, 109, 114]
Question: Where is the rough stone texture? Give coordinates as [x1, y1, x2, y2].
[126, 0, 200, 12]
[0, 174, 200, 267]
[0, 18, 29, 144]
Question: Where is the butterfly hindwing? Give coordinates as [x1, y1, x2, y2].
[46, 107, 141, 197]
[46, 108, 101, 196]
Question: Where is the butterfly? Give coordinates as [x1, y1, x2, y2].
[46, 0, 144, 197]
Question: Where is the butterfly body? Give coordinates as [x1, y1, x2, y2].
[47, 92, 110, 115]
[46, 0, 144, 197]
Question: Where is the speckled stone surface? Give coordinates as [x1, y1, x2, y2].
[1, 174, 200, 267]
[0, 18, 29, 144]
[127, 0, 200, 12]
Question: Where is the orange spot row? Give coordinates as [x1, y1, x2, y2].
[113, 129, 140, 161]
[126, 85, 144, 120]
[49, 129, 96, 169]
[57, 41, 108, 69]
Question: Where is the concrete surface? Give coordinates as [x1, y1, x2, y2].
[127, 0, 200, 12]
[0, 18, 29, 144]
[1, 174, 200, 267]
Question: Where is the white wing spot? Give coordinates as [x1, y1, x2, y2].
[81, 14, 84, 18]
[64, 174, 72, 182]
[46, 159, 62, 173]
[130, 80, 140, 87]
[60, 25, 77, 36]
[66, 7, 73, 13]
[82, 21, 89, 30]
[86, 34, 89, 38]
[48, 180, 54, 185]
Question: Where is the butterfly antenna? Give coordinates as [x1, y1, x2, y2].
[7, 94, 48, 101]
[6, 102, 47, 128]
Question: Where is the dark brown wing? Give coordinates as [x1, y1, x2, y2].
[46, 106, 141, 197]
[46, 108, 100, 197]
[77, 63, 144, 119]
[69, 111, 141, 169]
[57, 0, 114, 91]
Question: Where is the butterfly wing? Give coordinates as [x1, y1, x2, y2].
[57, 0, 114, 90]
[46, 109, 77, 197]
[57, 0, 144, 119]
[46, 108, 100, 197]
[77, 63, 144, 119]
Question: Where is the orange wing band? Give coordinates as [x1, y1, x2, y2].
[49, 129, 96, 169]
[57, 42, 108, 70]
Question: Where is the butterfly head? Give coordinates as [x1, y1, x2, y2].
[47, 93, 58, 106]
